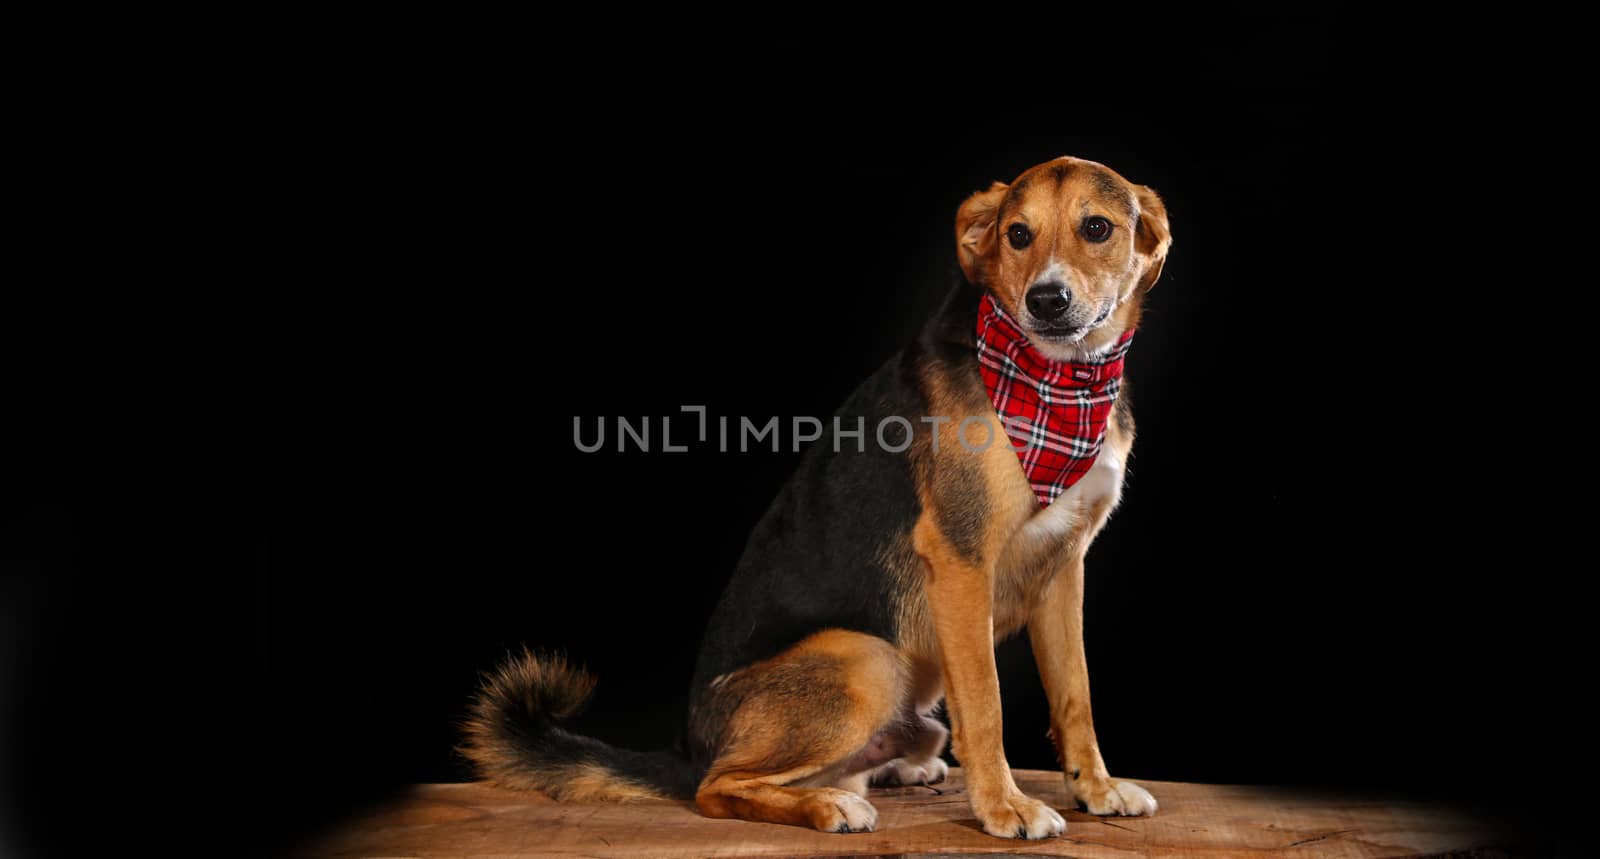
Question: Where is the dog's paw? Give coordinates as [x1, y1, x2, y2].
[972, 790, 1065, 839]
[812, 789, 878, 833]
[1075, 778, 1157, 817]
[872, 756, 949, 787]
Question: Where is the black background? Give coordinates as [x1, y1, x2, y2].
[2, 17, 1583, 857]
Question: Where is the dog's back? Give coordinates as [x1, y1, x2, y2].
[686, 282, 983, 768]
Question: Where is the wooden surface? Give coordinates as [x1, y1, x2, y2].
[304, 768, 1508, 858]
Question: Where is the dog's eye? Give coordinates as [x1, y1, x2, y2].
[1083, 216, 1112, 243]
[1007, 223, 1033, 250]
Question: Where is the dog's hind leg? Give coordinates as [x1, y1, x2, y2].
[693, 629, 912, 833]
[869, 713, 950, 787]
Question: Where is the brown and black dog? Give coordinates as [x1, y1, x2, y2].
[463, 155, 1172, 839]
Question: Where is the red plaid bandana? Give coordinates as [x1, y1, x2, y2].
[975, 292, 1134, 508]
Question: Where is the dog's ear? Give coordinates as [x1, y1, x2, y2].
[955, 181, 1008, 285]
[1133, 184, 1172, 293]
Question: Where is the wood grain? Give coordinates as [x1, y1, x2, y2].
[303, 768, 1508, 858]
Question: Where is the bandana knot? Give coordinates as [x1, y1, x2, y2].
[975, 292, 1134, 508]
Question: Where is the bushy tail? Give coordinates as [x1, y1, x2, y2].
[459, 649, 698, 801]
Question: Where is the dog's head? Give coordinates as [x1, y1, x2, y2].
[956, 156, 1171, 360]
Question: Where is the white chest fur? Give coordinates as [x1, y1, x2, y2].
[1017, 442, 1125, 546]
[990, 436, 1127, 637]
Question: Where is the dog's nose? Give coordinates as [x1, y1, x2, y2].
[1025, 283, 1071, 321]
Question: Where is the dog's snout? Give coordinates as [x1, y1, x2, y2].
[1025, 283, 1071, 322]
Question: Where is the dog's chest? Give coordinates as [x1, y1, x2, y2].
[989, 437, 1127, 637]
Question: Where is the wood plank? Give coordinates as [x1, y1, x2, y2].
[303, 768, 1508, 858]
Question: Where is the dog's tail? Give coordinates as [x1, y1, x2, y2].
[459, 648, 699, 801]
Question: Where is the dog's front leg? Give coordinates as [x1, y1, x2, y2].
[916, 520, 1065, 840]
[1028, 554, 1157, 816]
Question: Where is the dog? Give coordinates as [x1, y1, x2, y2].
[462, 155, 1172, 839]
